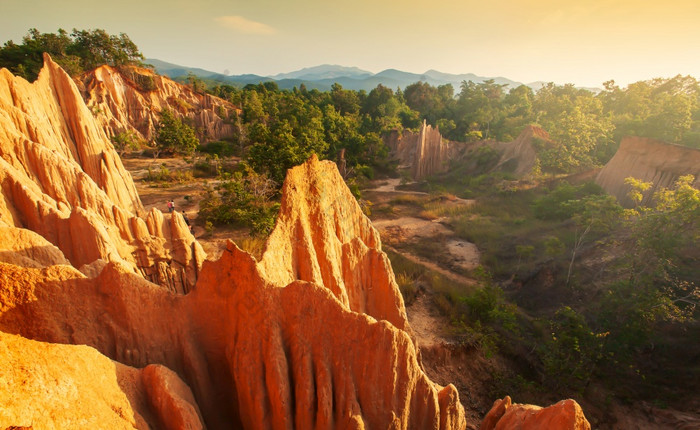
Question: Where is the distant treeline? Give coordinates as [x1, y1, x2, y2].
[204, 74, 700, 179]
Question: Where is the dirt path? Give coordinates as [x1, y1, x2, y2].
[371, 178, 429, 194]
[406, 293, 444, 348]
[386, 245, 476, 286]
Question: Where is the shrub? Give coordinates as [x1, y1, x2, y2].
[539, 306, 607, 393]
[154, 109, 199, 156]
[199, 140, 237, 157]
[198, 166, 279, 235]
[111, 129, 144, 156]
[396, 272, 418, 305]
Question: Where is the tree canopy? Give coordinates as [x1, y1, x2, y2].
[0, 28, 144, 81]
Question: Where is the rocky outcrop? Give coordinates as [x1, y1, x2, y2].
[0, 329, 204, 429]
[481, 396, 591, 430]
[596, 136, 700, 207]
[0, 54, 204, 293]
[80, 64, 237, 143]
[258, 156, 411, 333]
[385, 120, 456, 180]
[491, 125, 549, 177]
[0, 58, 590, 430]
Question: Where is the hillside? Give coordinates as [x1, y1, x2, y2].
[79, 64, 237, 144]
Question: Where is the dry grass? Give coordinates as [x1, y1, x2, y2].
[395, 272, 418, 305]
[238, 236, 266, 260]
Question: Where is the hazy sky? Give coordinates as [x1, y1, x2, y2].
[2, 0, 699, 87]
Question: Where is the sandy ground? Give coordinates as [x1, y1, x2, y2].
[367, 178, 481, 279]
[407, 293, 448, 349]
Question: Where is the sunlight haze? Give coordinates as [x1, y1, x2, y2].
[2, 0, 699, 87]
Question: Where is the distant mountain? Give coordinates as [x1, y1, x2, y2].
[272, 64, 373, 81]
[146, 58, 273, 86]
[147, 59, 599, 92]
[145, 58, 223, 79]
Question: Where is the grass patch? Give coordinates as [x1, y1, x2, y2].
[388, 194, 428, 207]
[144, 164, 195, 184]
[238, 235, 266, 260]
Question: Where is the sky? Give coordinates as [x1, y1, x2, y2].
[2, 0, 700, 88]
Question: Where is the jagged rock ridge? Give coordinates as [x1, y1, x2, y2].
[386, 124, 548, 182]
[80, 63, 237, 143]
[0, 53, 203, 293]
[385, 120, 456, 180]
[0, 158, 468, 429]
[596, 136, 700, 207]
[481, 396, 591, 430]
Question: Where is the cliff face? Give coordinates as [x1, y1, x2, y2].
[596, 136, 700, 207]
[80, 64, 236, 143]
[385, 120, 455, 180]
[0, 54, 203, 293]
[491, 125, 549, 177]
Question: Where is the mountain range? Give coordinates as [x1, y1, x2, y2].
[146, 58, 559, 92]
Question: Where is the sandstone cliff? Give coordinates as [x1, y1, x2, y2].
[0, 54, 204, 293]
[385, 120, 456, 180]
[0, 56, 467, 428]
[596, 136, 700, 207]
[80, 63, 236, 143]
[491, 125, 549, 177]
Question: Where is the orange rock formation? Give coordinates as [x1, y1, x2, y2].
[0, 157, 467, 429]
[596, 136, 700, 207]
[385, 120, 455, 180]
[491, 125, 550, 177]
[481, 396, 591, 430]
[0, 53, 203, 293]
[80, 63, 236, 143]
[0, 57, 467, 429]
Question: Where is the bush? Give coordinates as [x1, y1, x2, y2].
[111, 129, 145, 156]
[199, 140, 237, 157]
[154, 109, 199, 156]
[539, 306, 606, 393]
[144, 164, 171, 182]
[198, 167, 279, 235]
[396, 272, 418, 305]
[532, 181, 604, 220]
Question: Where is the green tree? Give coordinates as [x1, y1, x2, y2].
[561, 194, 623, 286]
[0, 28, 144, 81]
[111, 130, 144, 156]
[199, 165, 279, 235]
[154, 109, 199, 156]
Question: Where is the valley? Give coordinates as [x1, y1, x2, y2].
[0, 28, 698, 429]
